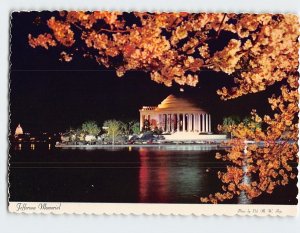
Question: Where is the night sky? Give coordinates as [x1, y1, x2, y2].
[10, 12, 279, 133]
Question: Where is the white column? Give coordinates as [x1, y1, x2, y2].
[140, 114, 143, 131]
[203, 114, 205, 132]
[193, 114, 196, 132]
[198, 114, 201, 132]
[168, 114, 172, 132]
[209, 114, 211, 133]
[178, 114, 181, 132]
[183, 114, 186, 131]
[195, 114, 197, 132]
[171, 114, 173, 132]
[177, 114, 180, 131]
[167, 114, 170, 132]
[170, 114, 173, 132]
[202, 114, 205, 132]
[187, 114, 191, 132]
[194, 113, 198, 132]
[204, 114, 206, 132]
[169, 114, 172, 132]
[205, 114, 209, 132]
[191, 114, 193, 132]
[163, 114, 166, 132]
[186, 114, 190, 132]
[197, 114, 199, 132]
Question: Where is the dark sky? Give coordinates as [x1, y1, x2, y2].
[10, 12, 278, 133]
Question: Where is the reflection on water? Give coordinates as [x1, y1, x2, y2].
[237, 147, 252, 204]
[30, 143, 35, 150]
[9, 144, 297, 204]
[237, 164, 252, 204]
[138, 147, 213, 203]
[139, 148, 170, 202]
[140, 145, 219, 151]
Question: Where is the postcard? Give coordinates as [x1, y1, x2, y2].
[8, 11, 299, 216]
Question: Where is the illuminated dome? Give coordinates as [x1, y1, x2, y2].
[139, 94, 211, 133]
[15, 124, 23, 136]
[156, 94, 205, 112]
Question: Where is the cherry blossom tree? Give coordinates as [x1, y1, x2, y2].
[28, 11, 299, 203]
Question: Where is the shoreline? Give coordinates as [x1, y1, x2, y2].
[55, 143, 226, 149]
[54, 140, 296, 149]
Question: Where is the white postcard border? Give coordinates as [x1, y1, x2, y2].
[8, 202, 297, 216]
[4, 0, 300, 219]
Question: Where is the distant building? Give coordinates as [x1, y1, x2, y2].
[139, 95, 211, 133]
[15, 124, 23, 136]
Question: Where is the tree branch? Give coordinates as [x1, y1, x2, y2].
[217, 13, 227, 37]
[97, 28, 130, 34]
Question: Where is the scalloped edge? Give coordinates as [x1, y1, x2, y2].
[7, 11, 299, 217]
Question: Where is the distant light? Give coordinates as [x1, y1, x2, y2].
[180, 88, 184, 92]
[15, 124, 23, 136]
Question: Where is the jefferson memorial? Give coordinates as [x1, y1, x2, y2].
[139, 95, 226, 141]
[139, 95, 211, 133]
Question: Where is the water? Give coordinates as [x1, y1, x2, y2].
[9, 143, 298, 204]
